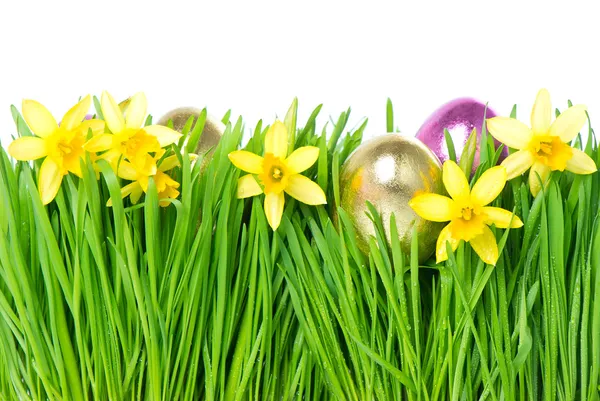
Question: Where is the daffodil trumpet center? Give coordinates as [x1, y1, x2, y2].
[456, 201, 482, 223]
[259, 153, 290, 194]
[114, 129, 160, 155]
[57, 141, 73, 155]
[271, 166, 283, 181]
[125, 137, 141, 154]
[110, 128, 162, 175]
[450, 200, 485, 242]
[154, 170, 181, 206]
[528, 135, 573, 171]
[45, 128, 86, 173]
[461, 206, 473, 220]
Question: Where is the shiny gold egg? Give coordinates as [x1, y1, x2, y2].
[339, 134, 444, 262]
[157, 107, 225, 158]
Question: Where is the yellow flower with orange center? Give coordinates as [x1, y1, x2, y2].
[486, 89, 597, 196]
[107, 154, 191, 207]
[85, 91, 181, 176]
[228, 121, 326, 230]
[409, 160, 523, 265]
[8, 95, 104, 204]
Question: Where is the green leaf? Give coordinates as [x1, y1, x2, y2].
[386, 98, 394, 133]
[459, 128, 477, 176]
[444, 128, 457, 163]
[284, 97, 298, 154]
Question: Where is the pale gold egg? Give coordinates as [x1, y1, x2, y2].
[157, 107, 225, 157]
[339, 134, 444, 263]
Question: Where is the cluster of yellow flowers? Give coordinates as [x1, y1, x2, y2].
[410, 89, 597, 265]
[8, 92, 183, 206]
[9, 88, 597, 267]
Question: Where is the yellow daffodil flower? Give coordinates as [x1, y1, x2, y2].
[486, 89, 597, 196]
[409, 160, 523, 265]
[228, 120, 326, 230]
[107, 154, 193, 207]
[85, 91, 182, 176]
[8, 96, 104, 204]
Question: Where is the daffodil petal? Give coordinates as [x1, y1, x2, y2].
[409, 193, 456, 222]
[549, 104, 587, 143]
[500, 149, 535, 179]
[158, 155, 181, 172]
[486, 117, 532, 150]
[159, 197, 176, 207]
[38, 158, 63, 205]
[22, 99, 58, 138]
[63, 156, 83, 178]
[78, 119, 106, 136]
[138, 176, 150, 192]
[471, 166, 507, 206]
[265, 121, 288, 158]
[101, 149, 122, 168]
[531, 88, 552, 135]
[265, 191, 285, 230]
[143, 125, 182, 147]
[285, 174, 327, 205]
[125, 92, 147, 129]
[130, 185, 144, 204]
[528, 162, 551, 197]
[155, 171, 168, 191]
[107, 182, 138, 207]
[237, 175, 263, 199]
[469, 226, 499, 265]
[101, 91, 125, 134]
[133, 154, 158, 176]
[435, 224, 460, 264]
[160, 173, 179, 189]
[61, 95, 91, 131]
[159, 186, 179, 206]
[158, 155, 185, 173]
[285, 146, 319, 174]
[443, 160, 469, 201]
[483, 206, 523, 229]
[85, 133, 113, 152]
[565, 148, 598, 174]
[449, 214, 486, 241]
[118, 97, 131, 113]
[228, 150, 264, 174]
[116, 161, 139, 181]
[8, 137, 47, 160]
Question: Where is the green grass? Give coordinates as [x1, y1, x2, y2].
[0, 99, 599, 400]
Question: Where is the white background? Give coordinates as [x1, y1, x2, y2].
[1, 1, 599, 145]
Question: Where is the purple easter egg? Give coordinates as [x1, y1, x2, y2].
[415, 98, 507, 172]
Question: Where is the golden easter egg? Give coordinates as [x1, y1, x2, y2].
[339, 134, 444, 262]
[157, 107, 225, 157]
